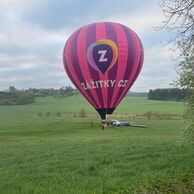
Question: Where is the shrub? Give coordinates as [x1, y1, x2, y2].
[78, 108, 86, 118]
[56, 112, 62, 117]
[36, 109, 43, 117]
[73, 112, 77, 118]
[46, 112, 50, 117]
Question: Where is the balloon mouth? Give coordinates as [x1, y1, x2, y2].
[96, 108, 115, 120]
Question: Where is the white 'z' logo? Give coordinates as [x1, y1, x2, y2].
[98, 50, 108, 62]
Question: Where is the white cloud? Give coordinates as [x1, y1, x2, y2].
[108, 3, 165, 36]
[0, 63, 38, 72]
[0, 0, 179, 91]
[131, 45, 179, 92]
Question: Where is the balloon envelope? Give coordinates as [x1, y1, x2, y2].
[63, 22, 144, 119]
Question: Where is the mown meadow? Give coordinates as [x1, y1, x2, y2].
[0, 95, 193, 194]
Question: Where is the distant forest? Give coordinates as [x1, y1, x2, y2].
[0, 86, 35, 105]
[27, 86, 78, 97]
[0, 86, 78, 105]
[148, 88, 187, 101]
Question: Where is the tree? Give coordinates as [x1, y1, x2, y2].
[147, 88, 186, 101]
[159, 0, 194, 52]
[159, 0, 194, 145]
[179, 53, 194, 145]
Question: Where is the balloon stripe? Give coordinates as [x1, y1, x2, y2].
[63, 35, 83, 91]
[86, 23, 104, 109]
[66, 30, 98, 108]
[96, 22, 108, 108]
[72, 29, 99, 108]
[64, 35, 95, 107]
[124, 41, 144, 95]
[77, 24, 101, 108]
[109, 23, 129, 108]
[63, 52, 77, 87]
[64, 33, 97, 108]
[112, 24, 136, 107]
[114, 26, 141, 107]
[133, 40, 144, 82]
[105, 22, 118, 109]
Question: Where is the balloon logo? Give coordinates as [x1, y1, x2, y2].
[87, 39, 118, 74]
[63, 22, 144, 119]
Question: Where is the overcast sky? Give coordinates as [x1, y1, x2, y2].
[0, 0, 179, 92]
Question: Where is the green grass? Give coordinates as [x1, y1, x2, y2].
[116, 96, 184, 114]
[0, 96, 193, 194]
[0, 95, 184, 117]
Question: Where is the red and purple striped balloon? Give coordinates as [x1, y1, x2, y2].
[63, 22, 144, 119]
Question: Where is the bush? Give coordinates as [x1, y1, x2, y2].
[78, 108, 87, 118]
[56, 112, 62, 117]
[46, 112, 50, 117]
[73, 112, 77, 118]
[36, 109, 43, 117]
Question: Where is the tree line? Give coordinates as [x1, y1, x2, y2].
[148, 88, 187, 101]
[0, 86, 78, 105]
[27, 86, 78, 97]
[0, 86, 35, 105]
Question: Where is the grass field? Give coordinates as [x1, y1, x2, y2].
[0, 95, 184, 117]
[0, 96, 193, 194]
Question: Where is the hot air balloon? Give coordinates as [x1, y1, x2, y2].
[63, 22, 144, 120]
